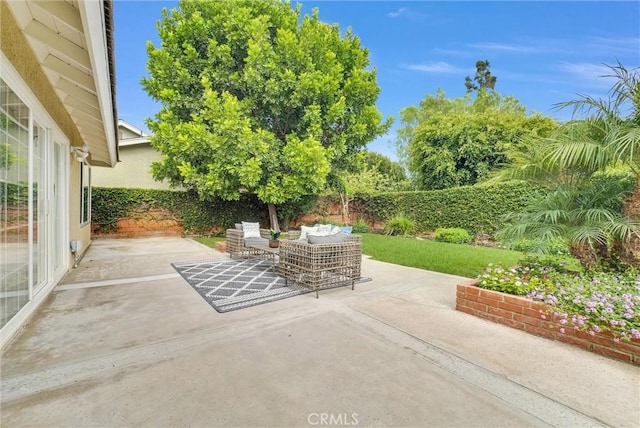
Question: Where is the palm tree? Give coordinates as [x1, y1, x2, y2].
[493, 63, 640, 269]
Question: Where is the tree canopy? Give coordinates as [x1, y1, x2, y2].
[465, 60, 497, 93]
[361, 151, 407, 184]
[397, 90, 558, 190]
[142, 0, 391, 227]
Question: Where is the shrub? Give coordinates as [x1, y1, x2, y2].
[434, 227, 471, 244]
[384, 214, 415, 236]
[351, 218, 370, 233]
[529, 270, 640, 341]
[477, 256, 640, 341]
[507, 237, 570, 255]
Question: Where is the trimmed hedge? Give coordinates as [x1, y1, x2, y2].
[92, 187, 267, 235]
[354, 182, 540, 235]
[92, 182, 538, 237]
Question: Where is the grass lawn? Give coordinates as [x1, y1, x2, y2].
[361, 233, 523, 278]
[193, 236, 225, 247]
[194, 233, 524, 278]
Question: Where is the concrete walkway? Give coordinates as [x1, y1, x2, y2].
[1, 237, 638, 427]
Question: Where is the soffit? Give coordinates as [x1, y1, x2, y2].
[5, 0, 116, 166]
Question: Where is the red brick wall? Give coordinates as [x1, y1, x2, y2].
[456, 281, 640, 366]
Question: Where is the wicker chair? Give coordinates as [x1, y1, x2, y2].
[278, 234, 362, 298]
[226, 228, 301, 258]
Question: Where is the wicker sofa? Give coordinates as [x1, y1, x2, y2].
[278, 234, 362, 298]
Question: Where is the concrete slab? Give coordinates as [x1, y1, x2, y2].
[1, 237, 638, 427]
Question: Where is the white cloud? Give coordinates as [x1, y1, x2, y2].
[556, 62, 618, 87]
[588, 36, 640, 56]
[387, 7, 427, 21]
[469, 42, 560, 55]
[432, 48, 475, 58]
[404, 61, 467, 74]
[387, 7, 409, 18]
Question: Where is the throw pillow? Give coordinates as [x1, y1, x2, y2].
[241, 221, 261, 238]
[299, 225, 319, 241]
[307, 231, 348, 244]
[235, 223, 243, 230]
[340, 226, 353, 235]
[330, 226, 342, 235]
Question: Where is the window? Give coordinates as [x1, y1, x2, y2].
[80, 161, 90, 224]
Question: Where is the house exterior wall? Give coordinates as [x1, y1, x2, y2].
[92, 144, 174, 190]
[119, 126, 143, 140]
[1, 5, 87, 268]
[0, 1, 113, 349]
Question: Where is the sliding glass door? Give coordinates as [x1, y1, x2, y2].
[0, 77, 67, 328]
[0, 79, 30, 326]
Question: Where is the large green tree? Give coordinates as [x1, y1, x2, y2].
[398, 90, 557, 190]
[142, 0, 391, 230]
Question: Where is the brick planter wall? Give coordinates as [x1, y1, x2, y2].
[456, 281, 640, 366]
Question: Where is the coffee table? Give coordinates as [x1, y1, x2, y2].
[247, 243, 279, 270]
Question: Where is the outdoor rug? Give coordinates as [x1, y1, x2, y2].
[172, 259, 371, 313]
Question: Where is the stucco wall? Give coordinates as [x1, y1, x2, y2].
[92, 144, 174, 190]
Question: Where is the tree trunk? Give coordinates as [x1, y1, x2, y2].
[619, 181, 640, 266]
[339, 193, 350, 225]
[569, 241, 610, 271]
[267, 203, 280, 232]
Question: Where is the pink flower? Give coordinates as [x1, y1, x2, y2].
[540, 314, 547, 320]
[559, 328, 565, 334]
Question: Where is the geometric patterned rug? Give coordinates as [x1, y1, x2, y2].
[172, 259, 370, 313]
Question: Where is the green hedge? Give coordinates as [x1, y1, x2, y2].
[354, 182, 540, 235]
[92, 187, 267, 235]
[92, 182, 538, 237]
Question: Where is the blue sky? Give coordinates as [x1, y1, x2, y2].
[114, 1, 640, 160]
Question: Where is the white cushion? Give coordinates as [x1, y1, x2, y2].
[299, 225, 319, 241]
[241, 221, 261, 238]
[312, 224, 333, 236]
[330, 226, 342, 235]
[308, 231, 348, 244]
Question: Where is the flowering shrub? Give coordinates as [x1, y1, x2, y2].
[477, 257, 640, 341]
[477, 256, 568, 296]
[528, 271, 640, 341]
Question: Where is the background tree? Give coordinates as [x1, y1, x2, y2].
[332, 151, 409, 224]
[465, 60, 497, 93]
[142, 0, 391, 230]
[494, 63, 640, 268]
[361, 151, 408, 185]
[398, 90, 557, 190]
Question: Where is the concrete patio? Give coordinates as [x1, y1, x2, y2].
[1, 237, 638, 427]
